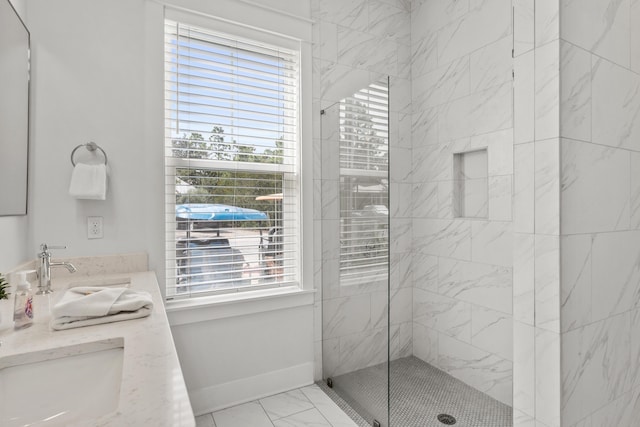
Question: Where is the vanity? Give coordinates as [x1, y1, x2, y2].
[0, 260, 195, 427]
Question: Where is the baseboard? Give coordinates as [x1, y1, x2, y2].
[189, 362, 315, 415]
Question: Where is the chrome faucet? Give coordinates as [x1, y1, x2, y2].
[37, 244, 77, 294]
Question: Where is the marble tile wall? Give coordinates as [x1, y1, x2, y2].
[410, 0, 514, 407]
[558, 0, 640, 426]
[513, 1, 561, 426]
[311, 0, 413, 381]
[311, 1, 640, 425]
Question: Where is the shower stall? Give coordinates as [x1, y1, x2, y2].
[313, 0, 640, 425]
[319, 76, 513, 427]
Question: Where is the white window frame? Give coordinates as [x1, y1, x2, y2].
[162, 6, 313, 308]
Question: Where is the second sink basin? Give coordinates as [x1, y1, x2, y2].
[0, 338, 124, 427]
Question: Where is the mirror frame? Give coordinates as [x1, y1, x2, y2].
[0, 0, 30, 217]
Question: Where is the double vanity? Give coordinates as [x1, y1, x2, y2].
[0, 255, 194, 427]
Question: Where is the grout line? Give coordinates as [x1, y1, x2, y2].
[255, 399, 277, 426]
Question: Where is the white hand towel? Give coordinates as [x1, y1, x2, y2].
[69, 163, 107, 200]
[51, 286, 153, 331]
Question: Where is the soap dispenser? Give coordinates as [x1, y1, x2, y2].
[13, 271, 34, 329]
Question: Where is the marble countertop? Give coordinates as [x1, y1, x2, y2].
[0, 270, 195, 427]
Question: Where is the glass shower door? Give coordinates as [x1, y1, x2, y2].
[321, 77, 390, 426]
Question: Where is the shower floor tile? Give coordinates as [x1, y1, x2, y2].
[320, 356, 512, 427]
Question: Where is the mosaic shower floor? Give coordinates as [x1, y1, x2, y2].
[319, 356, 512, 427]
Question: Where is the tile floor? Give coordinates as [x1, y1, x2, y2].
[328, 356, 512, 427]
[195, 384, 359, 427]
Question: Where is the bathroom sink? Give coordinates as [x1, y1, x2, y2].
[0, 338, 124, 427]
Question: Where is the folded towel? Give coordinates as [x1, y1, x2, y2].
[51, 286, 153, 331]
[69, 163, 107, 200]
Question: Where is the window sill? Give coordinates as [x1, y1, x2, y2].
[165, 286, 315, 326]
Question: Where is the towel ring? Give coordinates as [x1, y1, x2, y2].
[70, 142, 108, 166]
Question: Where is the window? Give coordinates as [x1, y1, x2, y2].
[164, 19, 300, 299]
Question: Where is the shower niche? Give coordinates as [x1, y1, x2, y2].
[453, 149, 488, 219]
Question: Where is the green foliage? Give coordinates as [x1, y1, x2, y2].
[175, 187, 212, 204]
[263, 140, 284, 164]
[0, 273, 10, 300]
[171, 132, 210, 159]
[172, 126, 284, 223]
[341, 97, 388, 171]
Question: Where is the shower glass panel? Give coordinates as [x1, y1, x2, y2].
[321, 77, 390, 427]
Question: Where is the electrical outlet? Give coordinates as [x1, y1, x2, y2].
[88, 216, 103, 239]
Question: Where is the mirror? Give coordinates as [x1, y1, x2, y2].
[0, 0, 29, 216]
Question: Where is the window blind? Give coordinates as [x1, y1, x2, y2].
[164, 19, 300, 298]
[339, 81, 389, 286]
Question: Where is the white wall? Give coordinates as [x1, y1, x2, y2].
[0, 0, 29, 273]
[170, 304, 314, 413]
[26, 0, 154, 266]
[0, 217, 28, 272]
[24, 0, 315, 415]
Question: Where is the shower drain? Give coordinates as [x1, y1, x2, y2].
[437, 413, 457, 425]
